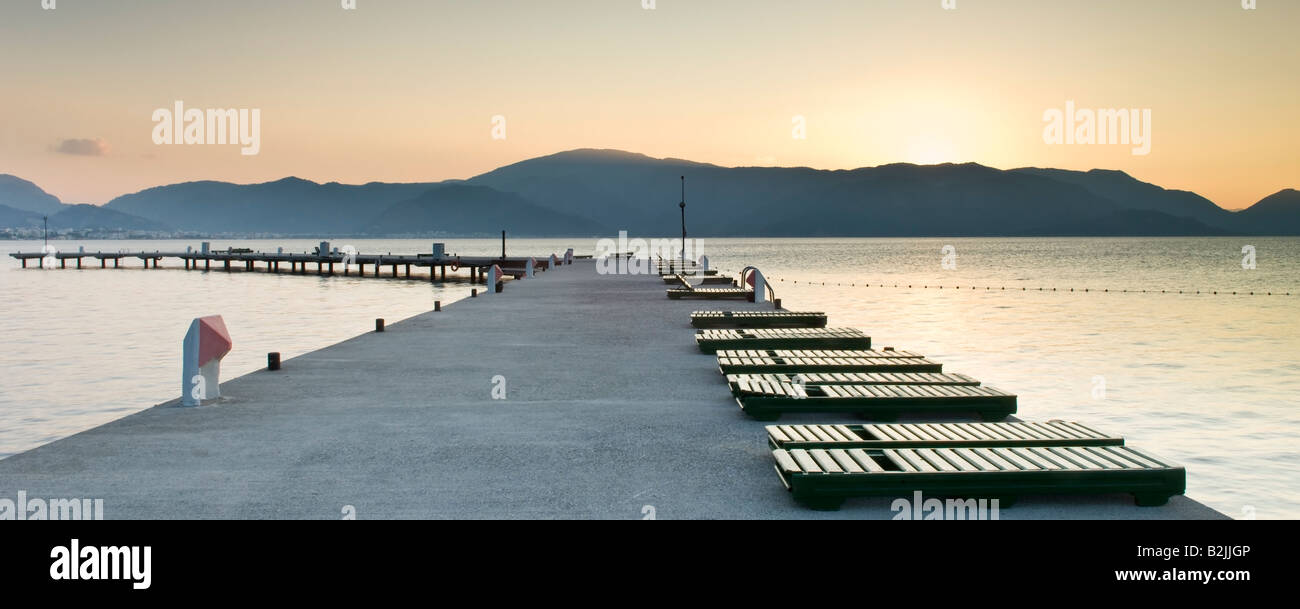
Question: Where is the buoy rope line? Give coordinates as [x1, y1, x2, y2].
[708, 268, 1293, 297]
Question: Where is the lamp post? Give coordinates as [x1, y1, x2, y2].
[43, 215, 48, 247]
[679, 176, 686, 270]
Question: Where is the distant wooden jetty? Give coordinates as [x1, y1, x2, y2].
[9, 244, 567, 283]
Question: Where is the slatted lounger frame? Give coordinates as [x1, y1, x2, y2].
[772, 445, 1186, 509]
[733, 378, 1017, 421]
[726, 372, 980, 397]
[690, 311, 829, 329]
[766, 421, 1122, 450]
[667, 287, 753, 300]
[716, 354, 944, 375]
[656, 268, 717, 276]
[717, 349, 927, 359]
[696, 328, 872, 353]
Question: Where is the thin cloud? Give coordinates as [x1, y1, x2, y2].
[54, 138, 110, 156]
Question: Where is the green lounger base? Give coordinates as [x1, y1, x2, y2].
[740, 398, 1016, 422]
[774, 446, 1186, 510]
[785, 479, 1183, 511]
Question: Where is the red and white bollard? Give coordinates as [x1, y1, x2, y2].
[182, 315, 232, 406]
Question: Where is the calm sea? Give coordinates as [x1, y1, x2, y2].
[2, 237, 1297, 518]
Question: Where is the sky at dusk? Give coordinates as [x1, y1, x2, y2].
[0, 0, 1295, 209]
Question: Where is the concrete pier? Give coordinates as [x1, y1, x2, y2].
[0, 260, 1226, 519]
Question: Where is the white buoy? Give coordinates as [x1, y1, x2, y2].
[181, 315, 232, 406]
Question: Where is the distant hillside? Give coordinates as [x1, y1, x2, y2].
[469, 149, 721, 232]
[1030, 209, 1233, 237]
[1010, 167, 1232, 228]
[1229, 189, 1300, 235]
[750, 162, 1121, 237]
[104, 178, 446, 234]
[6, 149, 1296, 236]
[469, 149, 1258, 236]
[363, 184, 606, 236]
[49, 204, 170, 231]
[0, 175, 65, 215]
[0, 203, 43, 227]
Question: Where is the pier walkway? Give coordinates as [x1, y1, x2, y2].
[0, 260, 1225, 519]
[8, 248, 555, 281]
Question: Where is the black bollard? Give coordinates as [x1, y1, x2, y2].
[434, 300, 441, 311]
[471, 289, 477, 298]
[375, 318, 385, 332]
[268, 352, 281, 371]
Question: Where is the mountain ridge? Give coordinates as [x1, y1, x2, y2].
[3, 150, 1297, 236]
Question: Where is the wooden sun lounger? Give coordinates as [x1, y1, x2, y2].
[766, 421, 1123, 450]
[696, 328, 871, 353]
[772, 445, 1186, 509]
[690, 311, 827, 329]
[727, 372, 978, 397]
[656, 265, 716, 276]
[655, 264, 699, 271]
[664, 275, 732, 285]
[716, 352, 942, 375]
[733, 378, 1017, 421]
[667, 287, 753, 300]
[659, 270, 719, 276]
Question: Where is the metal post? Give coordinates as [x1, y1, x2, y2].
[679, 176, 687, 270]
